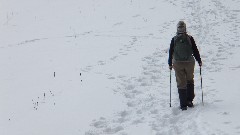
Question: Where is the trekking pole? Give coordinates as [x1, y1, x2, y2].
[170, 69, 172, 107]
[200, 66, 203, 105]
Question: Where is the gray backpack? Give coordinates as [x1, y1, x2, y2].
[173, 34, 193, 61]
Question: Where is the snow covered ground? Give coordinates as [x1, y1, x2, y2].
[1, 0, 240, 134]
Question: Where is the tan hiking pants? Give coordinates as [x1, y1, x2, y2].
[173, 61, 195, 89]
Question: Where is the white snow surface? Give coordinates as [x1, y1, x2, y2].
[1, 0, 240, 135]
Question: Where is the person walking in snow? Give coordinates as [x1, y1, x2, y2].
[168, 21, 202, 110]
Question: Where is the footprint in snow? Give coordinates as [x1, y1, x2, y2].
[214, 99, 223, 103]
[103, 126, 124, 134]
[235, 126, 240, 132]
[224, 121, 232, 124]
[171, 107, 181, 116]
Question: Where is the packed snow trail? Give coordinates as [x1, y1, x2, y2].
[85, 0, 240, 135]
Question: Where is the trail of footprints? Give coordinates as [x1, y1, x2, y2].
[85, 48, 169, 134]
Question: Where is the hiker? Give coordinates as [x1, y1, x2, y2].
[168, 21, 202, 110]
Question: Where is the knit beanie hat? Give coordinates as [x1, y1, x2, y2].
[177, 21, 186, 34]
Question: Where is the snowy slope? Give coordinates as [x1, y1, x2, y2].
[1, 0, 240, 135]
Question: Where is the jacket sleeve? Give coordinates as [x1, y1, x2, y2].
[168, 38, 174, 66]
[190, 36, 202, 64]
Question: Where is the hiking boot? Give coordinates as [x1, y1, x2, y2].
[187, 101, 194, 108]
[181, 106, 187, 111]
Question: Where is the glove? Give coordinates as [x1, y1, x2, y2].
[199, 62, 202, 67]
[169, 66, 173, 70]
